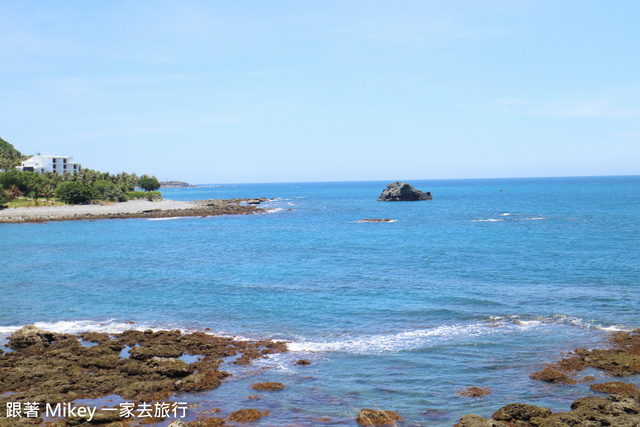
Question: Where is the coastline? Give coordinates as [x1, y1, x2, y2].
[0, 198, 270, 224]
[1, 325, 638, 426]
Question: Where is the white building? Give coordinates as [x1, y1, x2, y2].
[19, 155, 82, 175]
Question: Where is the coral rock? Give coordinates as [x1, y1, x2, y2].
[457, 387, 491, 397]
[250, 382, 285, 391]
[356, 409, 402, 426]
[228, 408, 265, 422]
[530, 367, 578, 384]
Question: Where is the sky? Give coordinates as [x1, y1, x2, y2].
[1, 1, 639, 183]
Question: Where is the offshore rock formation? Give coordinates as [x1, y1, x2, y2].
[159, 181, 194, 188]
[377, 182, 432, 201]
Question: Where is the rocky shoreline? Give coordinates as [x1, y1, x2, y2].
[1, 327, 638, 426]
[456, 328, 640, 426]
[0, 326, 289, 426]
[0, 198, 275, 224]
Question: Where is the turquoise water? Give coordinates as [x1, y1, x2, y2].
[1, 176, 639, 425]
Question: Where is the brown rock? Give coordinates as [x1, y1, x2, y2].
[356, 409, 402, 426]
[590, 381, 639, 395]
[492, 403, 552, 423]
[530, 367, 578, 384]
[228, 408, 264, 422]
[457, 387, 491, 397]
[250, 382, 285, 391]
[537, 392, 640, 426]
[454, 414, 508, 427]
[295, 359, 312, 365]
[186, 417, 225, 427]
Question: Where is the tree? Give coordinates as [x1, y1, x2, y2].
[0, 136, 24, 171]
[138, 176, 161, 192]
[0, 189, 8, 207]
[93, 180, 126, 202]
[55, 181, 94, 204]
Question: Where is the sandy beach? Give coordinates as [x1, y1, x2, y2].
[0, 198, 266, 223]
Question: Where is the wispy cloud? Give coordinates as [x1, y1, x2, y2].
[549, 100, 640, 118]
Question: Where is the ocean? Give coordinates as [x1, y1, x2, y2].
[1, 176, 639, 425]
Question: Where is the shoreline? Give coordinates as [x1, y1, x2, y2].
[1, 325, 638, 425]
[0, 198, 272, 224]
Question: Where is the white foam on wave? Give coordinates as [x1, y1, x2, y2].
[0, 320, 158, 335]
[0, 320, 265, 344]
[287, 323, 510, 354]
[287, 315, 634, 355]
[473, 219, 503, 222]
[520, 217, 547, 221]
[146, 217, 183, 221]
[266, 208, 285, 213]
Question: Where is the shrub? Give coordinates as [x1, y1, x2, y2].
[56, 181, 94, 204]
[127, 191, 161, 201]
[0, 190, 8, 207]
[138, 176, 161, 192]
[102, 185, 126, 202]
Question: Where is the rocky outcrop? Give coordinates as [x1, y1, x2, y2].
[250, 382, 285, 391]
[0, 328, 288, 421]
[457, 385, 640, 426]
[228, 408, 268, 422]
[159, 181, 194, 188]
[295, 358, 312, 365]
[454, 415, 508, 427]
[457, 386, 492, 397]
[7, 325, 65, 350]
[538, 392, 640, 426]
[530, 367, 578, 384]
[492, 403, 552, 424]
[357, 218, 394, 223]
[377, 182, 432, 201]
[355, 409, 402, 426]
[591, 381, 639, 395]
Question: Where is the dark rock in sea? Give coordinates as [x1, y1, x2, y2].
[358, 218, 394, 223]
[532, 329, 640, 380]
[591, 381, 639, 395]
[492, 403, 552, 423]
[454, 414, 508, 426]
[530, 367, 578, 384]
[356, 409, 403, 426]
[8, 325, 65, 350]
[536, 392, 640, 426]
[457, 386, 492, 397]
[295, 358, 312, 365]
[250, 381, 285, 391]
[377, 181, 432, 202]
[228, 408, 268, 422]
[185, 417, 226, 427]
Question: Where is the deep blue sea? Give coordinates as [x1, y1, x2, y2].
[1, 176, 639, 425]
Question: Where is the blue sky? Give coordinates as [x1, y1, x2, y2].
[1, 1, 638, 183]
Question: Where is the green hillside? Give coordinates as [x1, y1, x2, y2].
[0, 136, 24, 171]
